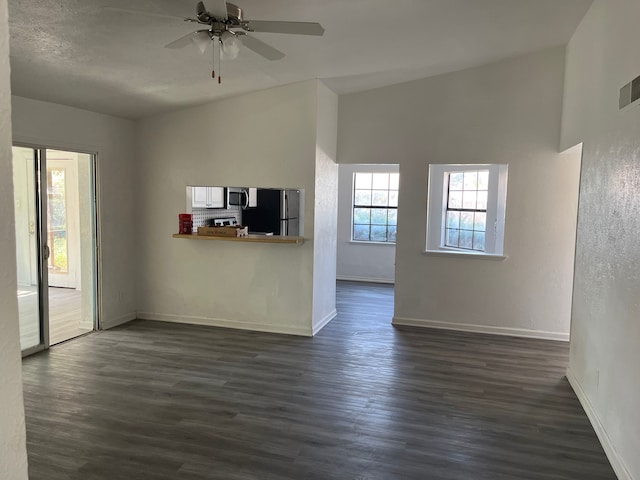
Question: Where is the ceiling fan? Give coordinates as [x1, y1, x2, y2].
[159, 0, 324, 82]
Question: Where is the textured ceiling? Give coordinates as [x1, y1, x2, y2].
[8, 0, 592, 119]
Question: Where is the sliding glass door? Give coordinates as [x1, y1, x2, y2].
[46, 149, 97, 345]
[13, 146, 46, 354]
[13, 146, 98, 355]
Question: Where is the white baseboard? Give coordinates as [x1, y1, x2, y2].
[312, 309, 337, 336]
[336, 275, 394, 285]
[566, 368, 633, 480]
[391, 316, 569, 342]
[137, 311, 313, 337]
[101, 311, 136, 330]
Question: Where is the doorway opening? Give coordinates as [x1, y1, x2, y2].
[13, 146, 98, 354]
[336, 164, 399, 285]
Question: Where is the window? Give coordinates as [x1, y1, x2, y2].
[444, 170, 488, 251]
[352, 172, 399, 243]
[427, 164, 508, 256]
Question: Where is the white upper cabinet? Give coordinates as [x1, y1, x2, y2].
[192, 187, 208, 208]
[192, 187, 225, 208]
[208, 187, 225, 208]
[248, 187, 258, 208]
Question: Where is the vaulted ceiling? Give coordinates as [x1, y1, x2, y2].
[8, 0, 592, 119]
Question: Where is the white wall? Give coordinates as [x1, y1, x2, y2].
[561, 1, 640, 479]
[135, 80, 321, 336]
[338, 47, 581, 341]
[336, 164, 398, 284]
[11, 96, 137, 329]
[0, 0, 29, 476]
[311, 82, 339, 333]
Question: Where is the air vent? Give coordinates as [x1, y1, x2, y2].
[619, 74, 640, 109]
[632, 76, 640, 104]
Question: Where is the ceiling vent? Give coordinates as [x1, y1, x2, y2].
[619, 74, 640, 109]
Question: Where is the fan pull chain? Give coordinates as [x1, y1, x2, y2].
[211, 36, 216, 79]
[210, 38, 222, 83]
[218, 38, 222, 84]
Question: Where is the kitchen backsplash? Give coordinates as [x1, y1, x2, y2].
[192, 208, 241, 229]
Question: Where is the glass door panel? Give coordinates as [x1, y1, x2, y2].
[12, 146, 45, 352]
[14, 146, 97, 354]
[46, 149, 96, 345]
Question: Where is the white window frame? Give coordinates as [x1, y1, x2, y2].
[351, 171, 399, 244]
[426, 164, 508, 257]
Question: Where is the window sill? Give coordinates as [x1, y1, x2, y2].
[349, 240, 396, 246]
[424, 249, 507, 260]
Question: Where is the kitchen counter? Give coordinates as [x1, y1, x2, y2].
[172, 233, 305, 245]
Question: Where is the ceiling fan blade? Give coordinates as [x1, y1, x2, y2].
[165, 30, 211, 54]
[243, 20, 324, 36]
[241, 35, 285, 61]
[100, 6, 192, 22]
[203, 0, 228, 21]
[165, 32, 196, 49]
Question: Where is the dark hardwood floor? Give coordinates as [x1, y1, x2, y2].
[21, 281, 616, 480]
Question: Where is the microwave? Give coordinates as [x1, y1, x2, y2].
[226, 187, 256, 210]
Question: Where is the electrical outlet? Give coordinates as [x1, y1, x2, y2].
[118, 291, 125, 303]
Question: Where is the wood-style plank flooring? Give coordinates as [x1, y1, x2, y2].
[21, 281, 615, 480]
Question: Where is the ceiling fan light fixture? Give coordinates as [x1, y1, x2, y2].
[191, 31, 211, 54]
[220, 31, 240, 60]
[162, 0, 323, 75]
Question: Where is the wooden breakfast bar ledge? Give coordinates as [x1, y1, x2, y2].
[172, 234, 305, 244]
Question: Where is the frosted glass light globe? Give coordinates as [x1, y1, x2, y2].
[220, 31, 240, 60]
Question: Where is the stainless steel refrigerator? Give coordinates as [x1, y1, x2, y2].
[242, 189, 300, 236]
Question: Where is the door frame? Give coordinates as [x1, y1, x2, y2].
[18, 147, 49, 357]
[15, 141, 101, 357]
